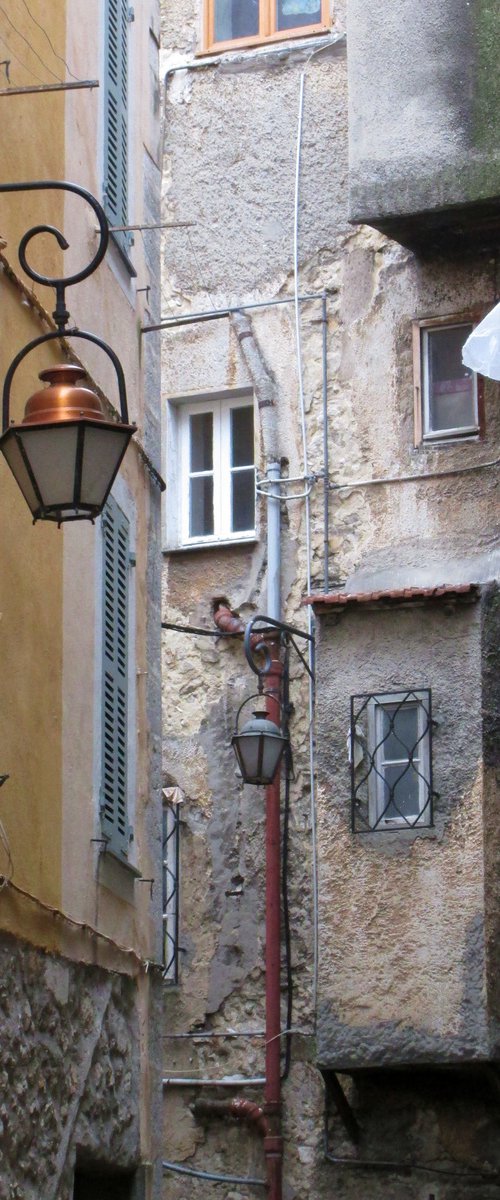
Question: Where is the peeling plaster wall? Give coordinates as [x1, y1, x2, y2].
[160, 1, 500, 1197]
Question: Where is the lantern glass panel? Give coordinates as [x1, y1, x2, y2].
[0, 431, 40, 514]
[17, 425, 79, 506]
[80, 424, 131, 506]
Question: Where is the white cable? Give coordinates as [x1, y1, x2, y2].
[293, 42, 332, 1019]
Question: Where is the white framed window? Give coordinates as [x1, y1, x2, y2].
[413, 316, 482, 444]
[166, 392, 256, 548]
[351, 689, 433, 832]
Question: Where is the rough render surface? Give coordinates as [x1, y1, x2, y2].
[313, 597, 500, 1068]
[347, 0, 500, 235]
[160, 1, 500, 1197]
[0, 934, 143, 1200]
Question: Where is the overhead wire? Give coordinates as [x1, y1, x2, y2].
[0, 29, 46, 84]
[0, 4, 63, 82]
[18, 0, 78, 80]
[293, 41, 333, 1021]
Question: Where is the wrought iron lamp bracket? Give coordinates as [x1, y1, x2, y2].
[243, 614, 315, 684]
[0, 181, 131, 429]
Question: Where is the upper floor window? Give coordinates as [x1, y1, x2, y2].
[177, 395, 255, 546]
[204, 0, 330, 51]
[413, 316, 482, 445]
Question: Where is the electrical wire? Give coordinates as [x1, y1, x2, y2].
[0, 29, 45, 84]
[18, 0, 78, 80]
[293, 44, 330, 1021]
[281, 748, 293, 1080]
[0, 4, 63, 82]
[163, 1160, 266, 1186]
[325, 1151, 500, 1184]
[161, 621, 242, 638]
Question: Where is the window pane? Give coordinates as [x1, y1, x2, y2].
[381, 763, 421, 820]
[231, 468, 255, 532]
[190, 412, 213, 472]
[231, 406, 254, 467]
[190, 476, 214, 537]
[426, 325, 476, 433]
[276, 0, 321, 30]
[214, 0, 259, 40]
[380, 704, 419, 761]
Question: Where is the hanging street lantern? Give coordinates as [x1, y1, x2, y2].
[0, 365, 135, 523]
[0, 180, 137, 524]
[232, 707, 288, 786]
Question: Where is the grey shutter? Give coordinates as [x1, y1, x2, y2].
[101, 496, 130, 858]
[104, 0, 129, 234]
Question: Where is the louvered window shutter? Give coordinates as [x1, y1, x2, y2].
[101, 496, 131, 858]
[104, 0, 129, 235]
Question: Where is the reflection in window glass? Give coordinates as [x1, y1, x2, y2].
[276, 0, 321, 30]
[190, 412, 213, 472]
[232, 469, 255, 532]
[231, 406, 254, 467]
[214, 0, 259, 41]
[423, 324, 478, 437]
[190, 475, 214, 538]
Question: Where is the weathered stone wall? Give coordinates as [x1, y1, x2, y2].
[160, 0, 500, 1197]
[0, 933, 147, 1200]
[348, 0, 500, 245]
[314, 593, 500, 1068]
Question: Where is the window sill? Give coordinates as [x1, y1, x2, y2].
[419, 433, 481, 449]
[109, 230, 137, 279]
[164, 537, 259, 555]
[196, 29, 340, 60]
[97, 847, 142, 904]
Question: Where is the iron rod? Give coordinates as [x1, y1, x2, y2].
[141, 292, 326, 334]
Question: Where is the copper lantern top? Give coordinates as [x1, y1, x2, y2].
[22, 364, 108, 426]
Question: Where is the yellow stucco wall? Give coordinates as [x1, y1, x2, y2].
[0, 0, 67, 940]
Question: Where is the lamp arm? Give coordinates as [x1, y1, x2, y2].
[0, 180, 109, 289]
[243, 613, 314, 680]
[2, 329, 131, 432]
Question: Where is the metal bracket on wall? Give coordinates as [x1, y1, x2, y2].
[324, 1072, 361, 1145]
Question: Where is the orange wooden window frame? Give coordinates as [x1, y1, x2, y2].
[412, 311, 485, 447]
[203, 0, 330, 53]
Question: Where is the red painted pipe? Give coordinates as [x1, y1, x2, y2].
[213, 607, 284, 1199]
[264, 639, 283, 1200]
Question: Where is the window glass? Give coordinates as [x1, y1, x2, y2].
[231, 406, 254, 467]
[214, 0, 259, 41]
[377, 703, 421, 820]
[276, 0, 321, 30]
[380, 762, 421, 820]
[380, 704, 419, 761]
[190, 412, 213, 472]
[190, 475, 214, 537]
[232, 469, 255, 532]
[425, 324, 477, 435]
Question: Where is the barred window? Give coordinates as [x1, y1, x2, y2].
[350, 690, 433, 833]
[162, 797, 180, 983]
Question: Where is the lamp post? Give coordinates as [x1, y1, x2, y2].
[0, 181, 136, 524]
[229, 612, 314, 1200]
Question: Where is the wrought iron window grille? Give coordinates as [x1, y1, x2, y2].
[162, 799, 180, 983]
[350, 689, 435, 833]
